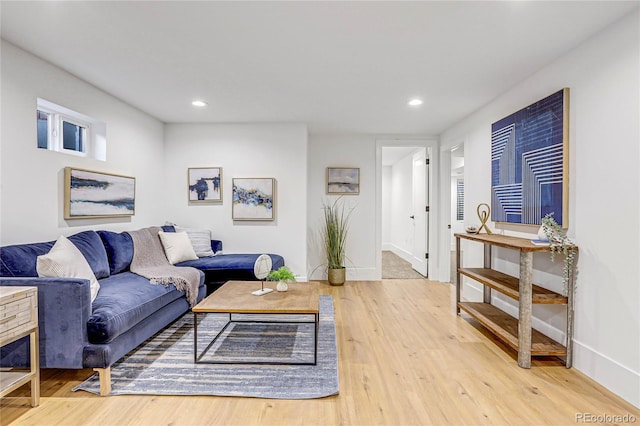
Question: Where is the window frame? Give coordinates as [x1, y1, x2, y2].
[59, 114, 91, 156]
[36, 98, 105, 160]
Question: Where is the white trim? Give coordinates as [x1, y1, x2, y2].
[573, 340, 640, 408]
[376, 137, 439, 280]
[346, 267, 378, 281]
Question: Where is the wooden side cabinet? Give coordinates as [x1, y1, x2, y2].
[0, 286, 39, 407]
[455, 233, 576, 369]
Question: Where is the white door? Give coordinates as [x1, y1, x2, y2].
[411, 149, 428, 276]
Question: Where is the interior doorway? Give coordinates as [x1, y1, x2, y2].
[381, 146, 428, 279]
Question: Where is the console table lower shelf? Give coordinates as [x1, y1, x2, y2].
[0, 286, 39, 407]
[458, 302, 567, 357]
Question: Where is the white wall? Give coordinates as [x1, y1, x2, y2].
[163, 123, 308, 280]
[0, 41, 166, 245]
[440, 11, 640, 407]
[307, 134, 377, 280]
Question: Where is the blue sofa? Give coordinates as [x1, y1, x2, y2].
[0, 227, 284, 395]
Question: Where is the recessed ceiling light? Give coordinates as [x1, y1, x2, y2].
[408, 99, 423, 107]
[191, 100, 207, 107]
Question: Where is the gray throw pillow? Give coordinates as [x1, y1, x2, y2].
[175, 226, 215, 257]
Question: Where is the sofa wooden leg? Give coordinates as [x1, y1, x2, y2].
[93, 367, 111, 396]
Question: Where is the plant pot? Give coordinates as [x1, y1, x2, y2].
[276, 281, 288, 292]
[328, 267, 346, 286]
[537, 225, 548, 241]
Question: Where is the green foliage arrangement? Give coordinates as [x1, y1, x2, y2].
[322, 197, 352, 270]
[267, 266, 296, 282]
[541, 213, 578, 294]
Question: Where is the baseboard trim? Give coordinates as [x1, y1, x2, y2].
[573, 339, 640, 408]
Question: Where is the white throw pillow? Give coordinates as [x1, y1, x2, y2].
[175, 226, 215, 257]
[158, 231, 199, 264]
[37, 235, 100, 302]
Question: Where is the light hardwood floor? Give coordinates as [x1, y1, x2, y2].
[2, 279, 638, 425]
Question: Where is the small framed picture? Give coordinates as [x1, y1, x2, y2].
[232, 178, 275, 221]
[64, 167, 136, 219]
[188, 167, 222, 203]
[327, 167, 359, 194]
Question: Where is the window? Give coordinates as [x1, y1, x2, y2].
[36, 98, 106, 161]
[456, 179, 464, 221]
[62, 120, 86, 152]
[36, 110, 49, 149]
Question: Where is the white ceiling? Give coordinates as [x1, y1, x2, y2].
[2, 1, 638, 135]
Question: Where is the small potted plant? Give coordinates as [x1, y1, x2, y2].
[267, 266, 296, 292]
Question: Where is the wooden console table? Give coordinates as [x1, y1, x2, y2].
[455, 233, 576, 368]
[0, 286, 39, 406]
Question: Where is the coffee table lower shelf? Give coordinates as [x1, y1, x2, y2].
[194, 312, 319, 365]
[458, 302, 567, 357]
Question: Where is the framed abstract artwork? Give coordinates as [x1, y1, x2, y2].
[188, 167, 222, 203]
[326, 167, 360, 194]
[64, 167, 135, 219]
[491, 88, 569, 227]
[232, 178, 275, 221]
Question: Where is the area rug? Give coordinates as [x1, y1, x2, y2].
[382, 250, 425, 279]
[73, 296, 338, 399]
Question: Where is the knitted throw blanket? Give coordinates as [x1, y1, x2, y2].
[128, 227, 200, 308]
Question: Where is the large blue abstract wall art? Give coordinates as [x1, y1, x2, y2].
[491, 88, 569, 227]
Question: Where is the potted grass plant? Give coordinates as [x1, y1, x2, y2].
[321, 197, 352, 286]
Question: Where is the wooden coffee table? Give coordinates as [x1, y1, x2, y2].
[192, 281, 320, 365]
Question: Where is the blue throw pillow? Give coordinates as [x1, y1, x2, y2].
[67, 231, 110, 279]
[97, 230, 134, 275]
[0, 241, 54, 277]
[0, 231, 110, 279]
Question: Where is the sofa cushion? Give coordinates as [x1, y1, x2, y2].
[177, 253, 284, 274]
[67, 231, 110, 279]
[158, 231, 199, 264]
[36, 235, 101, 302]
[0, 241, 54, 277]
[175, 226, 215, 257]
[87, 271, 204, 344]
[0, 230, 109, 279]
[97, 230, 134, 275]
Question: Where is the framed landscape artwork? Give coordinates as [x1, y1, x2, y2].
[188, 167, 222, 203]
[326, 167, 359, 195]
[64, 167, 135, 219]
[232, 178, 275, 221]
[491, 88, 569, 227]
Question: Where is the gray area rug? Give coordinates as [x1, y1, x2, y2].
[74, 296, 338, 399]
[382, 251, 425, 279]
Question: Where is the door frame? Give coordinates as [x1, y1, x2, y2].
[376, 138, 439, 280]
[438, 140, 465, 284]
